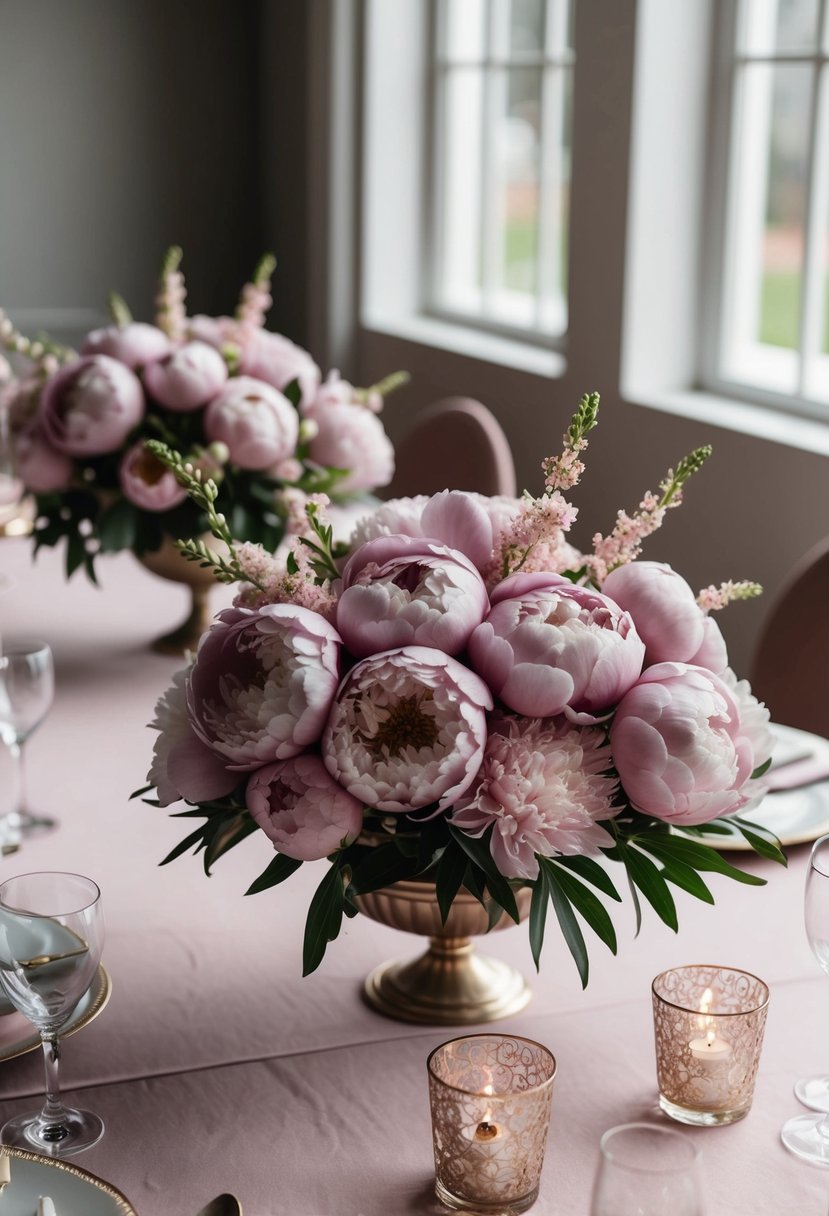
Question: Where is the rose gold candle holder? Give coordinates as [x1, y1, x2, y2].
[652, 965, 769, 1127]
[427, 1034, 556, 1214]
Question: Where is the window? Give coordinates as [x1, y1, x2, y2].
[708, 0, 829, 410]
[427, 0, 574, 346]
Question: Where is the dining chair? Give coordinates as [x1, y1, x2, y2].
[385, 396, 517, 498]
[749, 536, 829, 737]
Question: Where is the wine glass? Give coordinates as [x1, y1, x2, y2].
[782, 833, 829, 1162]
[0, 872, 104, 1155]
[0, 640, 56, 840]
[0, 400, 24, 526]
[591, 1123, 703, 1216]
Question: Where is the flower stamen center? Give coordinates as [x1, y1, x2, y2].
[364, 695, 439, 759]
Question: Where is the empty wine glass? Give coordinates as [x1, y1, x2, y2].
[591, 1123, 704, 1216]
[0, 872, 104, 1155]
[782, 833, 829, 1163]
[0, 640, 56, 840]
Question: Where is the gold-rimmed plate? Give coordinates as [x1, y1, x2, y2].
[0, 964, 111, 1064]
[0, 1144, 137, 1213]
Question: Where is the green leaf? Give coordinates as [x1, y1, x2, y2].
[348, 843, 416, 895]
[540, 859, 617, 954]
[435, 840, 468, 926]
[729, 819, 787, 866]
[448, 825, 520, 924]
[283, 378, 302, 408]
[97, 497, 138, 553]
[302, 863, 346, 976]
[751, 756, 773, 780]
[545, 867, 589, 988]
[246, 852, 303, 895]
[623, 846, 679, 932]
[203, 814, 259, 874]
[644, 835, 766, 887]
[65, 532, 87, 578]
[528, 878, 548, 972]
[130, 784, 153, 800]
[637, 848, 715, 904]
[556, 854, 622, 901]
[160, 825, 208, 866]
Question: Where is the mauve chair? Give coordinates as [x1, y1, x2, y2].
[385, 397, 517, 499]
[749, 536, 829, 738]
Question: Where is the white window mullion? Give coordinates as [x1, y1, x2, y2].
[479, 0, 502, 318]
[797, 0, 829, 397]
[535, 5, 560, 332]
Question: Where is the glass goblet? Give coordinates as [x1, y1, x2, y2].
[0, 640, 56, 839]
[590, 1123, 703, 1216]
[0, 400, 24, 524]
[782, 833, 829, 1161]
[0, 872, 104, 1156]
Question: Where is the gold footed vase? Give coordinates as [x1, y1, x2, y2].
[355, 880, 533, 1025]
[137, 536, 223, 655]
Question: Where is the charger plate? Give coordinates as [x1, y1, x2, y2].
[0, 1144, 136, 1214]
[0, 965, 111, 1064]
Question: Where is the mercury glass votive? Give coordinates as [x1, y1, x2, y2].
[427, 1034, 556, 1214]
[652, 965, 769, 1127]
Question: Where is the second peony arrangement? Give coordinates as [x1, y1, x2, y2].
[139, 393, 783, 984]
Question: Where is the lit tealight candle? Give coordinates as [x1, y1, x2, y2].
[688, 988, 732, 1108]
[473, 1084, 500, 1143]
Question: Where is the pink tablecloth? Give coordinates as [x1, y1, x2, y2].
[0, 539, 825, 1214]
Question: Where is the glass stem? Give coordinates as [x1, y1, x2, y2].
[38, 1033, 70, 1141]
[13, 740, 27, 817]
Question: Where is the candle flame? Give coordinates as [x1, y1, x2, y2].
[696, 987, 715, 1032]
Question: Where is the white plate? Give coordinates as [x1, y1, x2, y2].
[697, 725, 829, 850]
[0, 1145, 136, 1214]
[0, 966, 111, 1064]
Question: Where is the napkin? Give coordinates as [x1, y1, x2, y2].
[38, 1198, 57, 1216]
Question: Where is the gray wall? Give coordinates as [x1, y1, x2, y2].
[0, 0, 265, 342]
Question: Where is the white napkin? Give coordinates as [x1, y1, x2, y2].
[37, 1198, 57, 1216]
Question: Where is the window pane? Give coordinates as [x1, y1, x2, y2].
[739, 0, 820, 55]
[509, 0, 545, 52]
[501, 67, 541, 294]
[439, 69, 485, 311]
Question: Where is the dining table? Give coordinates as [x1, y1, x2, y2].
[0, 534, 827, 1215]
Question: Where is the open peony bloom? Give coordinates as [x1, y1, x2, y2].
[187, 604, 342, 770]
[82, 322, 172, 369]
[142, 340, 228, 411]
[337, 535, 489, 657]
[309, 401, 394, 493]
[610, 662, 772, 825]
[119, 441, 188, 512]
[469, 572, 645, 721]
[238, 329, 321, 407]
[246, 754, 364, 861]
[602, 561, 710, 666]
[322, 645, 492, 813]
[689, 615, 728, 673]
[451, 715, 619, 880]
[40, 355, 145, 455]
[204, 375, 299, 470]
[147, 668, 238, 807]
[14, 429, 73, 493]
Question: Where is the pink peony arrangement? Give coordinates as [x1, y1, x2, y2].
[139, 393, 782, 983]
[0, 249, 402, 579]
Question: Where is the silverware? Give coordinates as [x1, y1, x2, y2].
[19, 945, 88, 970]
[196, 1195, 242, 1216]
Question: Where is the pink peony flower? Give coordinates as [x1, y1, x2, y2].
[689, 615, 728, 673]
[322, 646, 492, 813]
[187, 314, 242, 351]
[238, 329, 321, 407]
[82, 322, 172, 369]
[309, 401, 394, 493]
[142, 340, 228, 411]
[147, 668, 238, 807]
[15, 429, 73, 493]
[349, 496, 430, 547]
[451, 716, 619, 880]
[187, 603, 341, 770]
[40, 355, 144, 455]
[337, 535, 489, 657]
[601, 561, 709, 666]
[469, 572, 645, 721]
[204, 375, 299, 470]
[610, 662, 771, 825]
[119, 441, 188, 512]
[246, 754, 363, 861]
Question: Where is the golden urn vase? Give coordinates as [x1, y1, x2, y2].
[354, 879, 533, 1025]
[137, 535, 226, 655]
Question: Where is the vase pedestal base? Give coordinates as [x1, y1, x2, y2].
[150, 585, 213, 656]
[362, 935, 531, 1025]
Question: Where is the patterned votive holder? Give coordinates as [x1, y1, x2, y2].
[652, 965, 769, 1127]
[427, 1034, 556, 1214]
